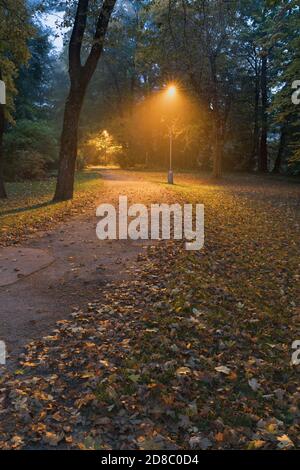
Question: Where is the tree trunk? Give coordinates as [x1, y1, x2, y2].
[259, 53, 268, 172]
[213, 125, 223, 179]
[53, 87, 85, 201]
[0, 103, 7, 199]
[251, 71, 260, 169]
[209, 55, 223, 179]
[272, 124, 286, 174]
[53, 0, 117, 202]
[0, 69, 7, 199]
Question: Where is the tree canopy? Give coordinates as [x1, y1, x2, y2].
[0, 0, 300, 199]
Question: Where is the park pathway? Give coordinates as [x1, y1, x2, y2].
[0, 171, 299, 449]
[0, 169, 172, 364]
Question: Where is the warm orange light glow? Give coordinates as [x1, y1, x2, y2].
[166, 85, 177, 97]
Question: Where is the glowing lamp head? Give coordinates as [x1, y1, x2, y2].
[166, 85, 177, 98]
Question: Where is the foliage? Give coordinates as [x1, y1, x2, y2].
[0, 0, 33, 120]
[15, 22, 57, 120]
[269, 2, 300, 169]
[73, 0, 300, 174]
[3, 119, 58, 180]
[0, 169, 103, 244]
[79, 130, 123, 167]
[1, 0, 299, 183]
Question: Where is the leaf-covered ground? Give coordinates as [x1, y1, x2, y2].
[0, 172, 299, 450]
[0, 170, 103, 246]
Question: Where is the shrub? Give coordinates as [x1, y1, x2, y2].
[76, 153, 88, 171]
[3, 119, 58, 180]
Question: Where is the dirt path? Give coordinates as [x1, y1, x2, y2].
[2, 169, 298, 365]
[0, 169, 171, 364]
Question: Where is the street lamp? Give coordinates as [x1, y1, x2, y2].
[166, 85, 176, 98]
[165, 84, 177, 184]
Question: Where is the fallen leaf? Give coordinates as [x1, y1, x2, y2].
[277, 435, 294, 449]
[248, 378, 260, 392]
[215, 366, 231, 375]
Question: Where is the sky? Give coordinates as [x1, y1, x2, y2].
[28, 0, 65, 51]
[43, 13, 65, 51]
[41, 0, 133, 52]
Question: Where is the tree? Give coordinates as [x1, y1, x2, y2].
[15, 23, 56, 121]
[0, 69, 5, 198]
[141, 0, 241, 178]
[259, 50, 268, 172]
[53, 0, 299, 177]
[53, 0, 117, 202]
[0, 0, 32, 198]
[247, 0, 295, 172]
[270, 1, 300, 172]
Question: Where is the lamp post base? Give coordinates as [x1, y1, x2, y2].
[168, 170, 174, 184]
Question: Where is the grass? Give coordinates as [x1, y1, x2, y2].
[0, 170, 103, 246]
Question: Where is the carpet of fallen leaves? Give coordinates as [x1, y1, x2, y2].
[0, 174, 299, 450]
[0, 171, 103, 247]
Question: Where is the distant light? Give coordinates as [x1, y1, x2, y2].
[166, 85, 177, 98]
[103, 130, 109, 137]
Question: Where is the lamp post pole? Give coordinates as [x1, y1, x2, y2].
[165, 84, 177, 184]
[168, 126, 173, 184]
